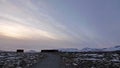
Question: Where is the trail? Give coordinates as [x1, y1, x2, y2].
[32, 53, 64, 68]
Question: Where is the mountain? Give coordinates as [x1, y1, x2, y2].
[103, 45, 120, 51]
[81, 47, 103, 52]
[58, 45, 120, 52]
[81, 45, 120, 52]
[26, 50, 37, 53]
[58, 48, 79, 52]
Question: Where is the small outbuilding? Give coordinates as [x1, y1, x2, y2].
[41, 49, 59, 52]
[17, 49, 24, 53]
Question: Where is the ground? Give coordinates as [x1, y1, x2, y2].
[31, 53, 64, 68]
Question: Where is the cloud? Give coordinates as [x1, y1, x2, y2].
[0, 0, 79, 51]
[0, 0, 119, 51]
[0, 22, 59, 40]
[0, 0, 71, 40]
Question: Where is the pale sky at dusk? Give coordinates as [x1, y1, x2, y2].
[0, 0, 120, 51]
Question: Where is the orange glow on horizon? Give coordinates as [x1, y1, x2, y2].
[0, 24, 30, 39]
[0, 23, 58, 40]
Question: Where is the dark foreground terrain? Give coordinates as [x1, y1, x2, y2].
[0, 52, 45, 68]
[60, 51, 120, 68]
[31, 53, 65, 68]
[0, 51, 120, 68]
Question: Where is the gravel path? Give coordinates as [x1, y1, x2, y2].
[31, 53, 64, 68]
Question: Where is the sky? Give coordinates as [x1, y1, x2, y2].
[0, 0, 120, 51]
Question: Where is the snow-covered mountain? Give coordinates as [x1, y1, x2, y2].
[58, 48, 79, 52]
[81, 47, 103, 52]
[81, 45, 120, 52]
[103, 45, 120, 51]
[26, 50, 37, 53]
[58, 45, 120, 52]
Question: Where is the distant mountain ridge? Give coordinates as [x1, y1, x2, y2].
[103, 45, 120, 51]
[58, 48, 79, 52]
[81, 45, 120, 52]
[58, 45, 120, 52]
[81, 47, 102, 52]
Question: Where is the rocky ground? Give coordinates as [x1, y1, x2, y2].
[0, 51, 120, 68]
[0, 52, 45, 68]
[60, 51, 120, 68]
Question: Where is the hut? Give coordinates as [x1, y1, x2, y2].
[41, 49, 59, 52]
[17, 49, 24, 53]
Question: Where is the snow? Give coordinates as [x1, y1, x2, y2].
[103, 45, 120, 51]
[58, 48, 79, 52]
[58, 45, 120, 52]
[111, 59, 120, 62]
[81, 45, 120, 52]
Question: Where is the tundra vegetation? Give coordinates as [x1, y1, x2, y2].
[60, 51, 120, 68]
[0, 52, 46, 68]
